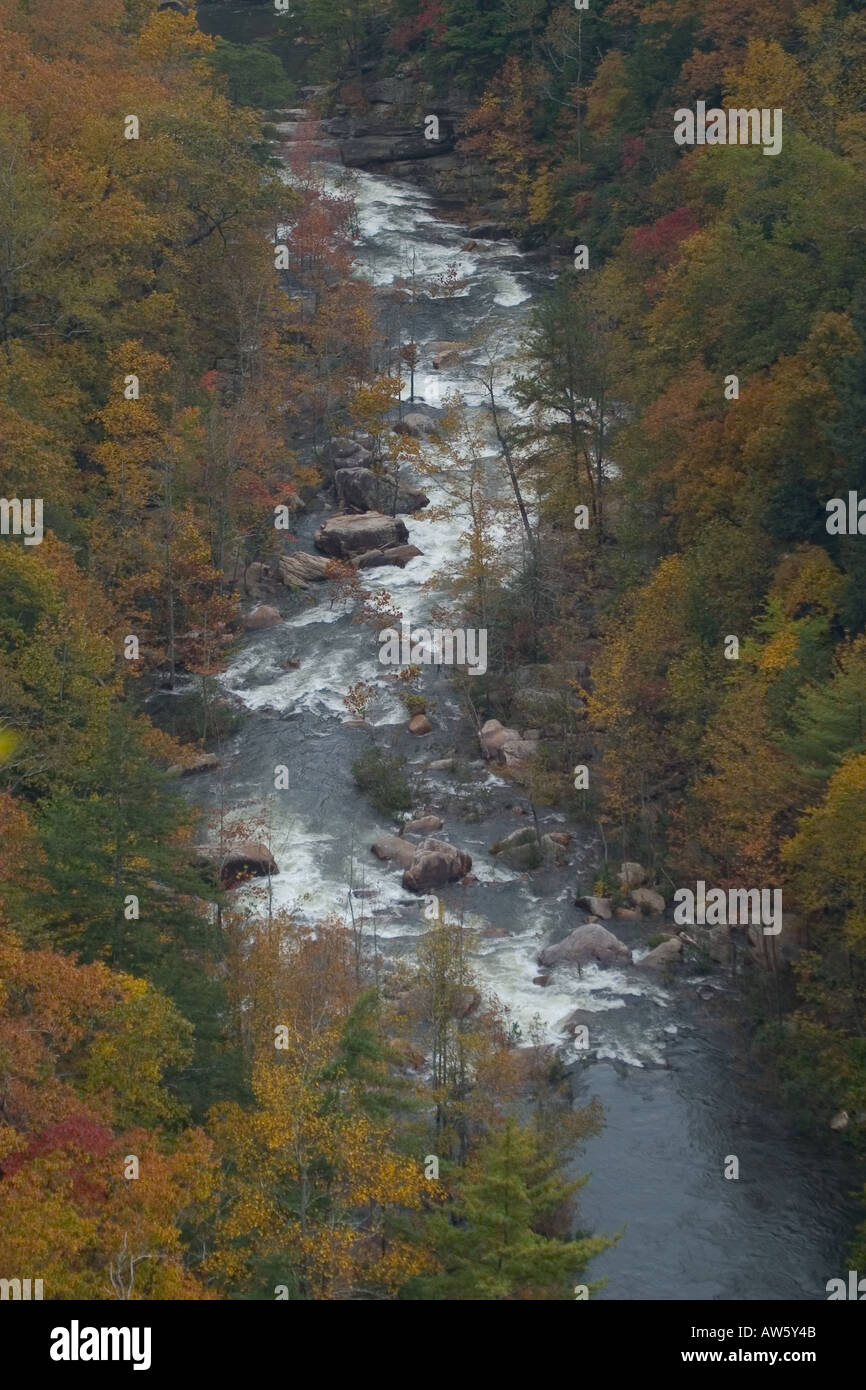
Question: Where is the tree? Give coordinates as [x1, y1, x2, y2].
[403, 1115, 613, 1300]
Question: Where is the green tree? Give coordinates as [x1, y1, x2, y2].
[404, 1115, 613, 1300]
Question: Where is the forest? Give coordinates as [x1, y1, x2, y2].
[1, 0, 865, 1302]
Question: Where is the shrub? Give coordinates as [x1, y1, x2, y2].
[351, 746, 412, 816]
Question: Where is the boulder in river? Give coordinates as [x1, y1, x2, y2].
[243, 605, 281, 631]
[221, 842, 278, 890]
[370, 835, 417, 869]
[402, 837, 472, 893]
[637, 937, 682, 971]
[166, 751, 219, 778]
[278, 552, 329, 588]
[479, 719, 539, 766]
[408, 713, 433, 735]
[316, 436, 372, 478]
[334, 466, 429, 515]
[314, 511, 409, 559]
[538, 923, 632, 969]
[403, 814, 443, 834]
[618, 861, 647, 889]
[575, 894, 613, 920]
[393, 411, 440, 439]
[630, 886, 666, 915]
[355, 543, 423, 569]
[430, 340, 466, 369]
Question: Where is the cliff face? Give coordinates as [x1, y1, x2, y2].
[313, 70, 502, 213]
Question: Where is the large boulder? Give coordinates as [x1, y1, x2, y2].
[538, 923, 632, 969]
[402, 838, 472, 893]
[355, 543, 423, 570]
[575, 895, 613, 920]
[316, 436, 373, 479]
[618, 861, 647, 889]
[630, 886, 666, 915]
[430, 340, 466, 369]
[637, 937, 683, 971]
[243, 605, 281, 631]
[393, 411, 440, 439]
[314, 511, 409, 559]
[502, 738, 540, 767]
[278, 552, 329, 588]
[340, 127, 455, 166]
[334, 466, 429, 515]
[403, 814, 443, 834]
[408, 714, 433, 735]
[370, 835, 417, 869]
[166, 751, 219, 778]
[221, 842, 278, 890]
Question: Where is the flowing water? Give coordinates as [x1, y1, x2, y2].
[191, 139, 858, 1300]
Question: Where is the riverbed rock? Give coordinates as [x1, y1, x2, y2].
[426, 758, 455, 772]
[240, 560, 278, 599]
[166, 751, 220, 778]
[243, 605, 281, 631]
[618, 861, 647, 889]
[408, 713, 433, 735]
[558, 1007, 596, 1037]
[393, 411, 440, 439]
[630, 886, 666, 915]
[637, 937, 683, 971]
[355, 543, 423, 569]
[490, 825, 538, 854]
[334, 466, 429, 515]
[316, 436, 373, 478]
[539, 923, 632, 969]
[468, 221, 511, 239]
[403, 814, 443, 834]
[402, 838, 472, 893]
[430, 340, 466, 369]
[575, 895, 613, 920]
[221, 842, 278, 890]
[370, 835, 417, 869]
[314, 511, 409, 559]
[278, 552, 329, 588]
[340, 127, 455, 166]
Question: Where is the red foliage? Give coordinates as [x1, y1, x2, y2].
[4, 1114, 114, 1175]
[390, 1, 446, 52]
[631, 207, 700, 266]
[621, 134, 645, 172]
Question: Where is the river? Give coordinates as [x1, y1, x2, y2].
[188, 97, 859, 1300]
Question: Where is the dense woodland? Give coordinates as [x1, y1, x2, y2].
[1, 0, 866, 1297]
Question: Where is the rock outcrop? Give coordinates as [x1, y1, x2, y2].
[243, 605, 281, 631]
[370, 835, 417, 870]
[314, 512, 409, 559]
[637, 937, 683, 970]
[221, 842, 278, 890]
[354, 543, 423, 569]
[334, 465, 429, 515]
[402, 838, 472, 893]
[278, 552, 329, 588]
[538, 923, 632, 969]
